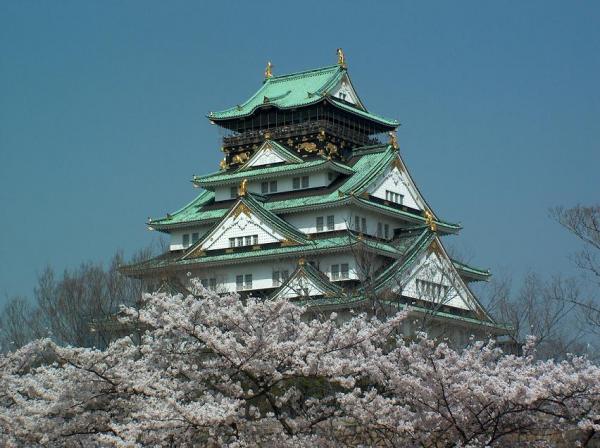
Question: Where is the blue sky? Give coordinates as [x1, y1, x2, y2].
[0, 1, 598, 305]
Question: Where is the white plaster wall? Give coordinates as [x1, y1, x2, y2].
[369, 166, 421, 210]
[213, 170, 331, 201]
[283, 206, 400, 239]
[179, 260, 297, 293]
[170, 226, 211, 251]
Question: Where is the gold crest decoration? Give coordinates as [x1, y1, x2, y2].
[265, 61, 273, 79]
[424, 210, 437, 232]
[336, 48, 346, 68]
[238, 179, 248, 196]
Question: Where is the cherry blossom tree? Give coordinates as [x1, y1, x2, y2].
[1, 286, 599, 447]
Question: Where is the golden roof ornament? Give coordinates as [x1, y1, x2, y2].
[264, 131, 271, 140]
[388, 130, 399, 150]
[298, 257, 306, 266]
[265, 61, 273, 79]
[238, 178, 248, 196]
[219, 158, 228, 171]
[424, 210, 437, 232]
[336, 48, 347, 68]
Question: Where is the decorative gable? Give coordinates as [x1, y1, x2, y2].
[271, 261, 342, 300]
[329, 74, 364, 108]
[240, 140, 302, 170]
[368, 162, 424, 211]
[394, 240, 481, 313]
[201, 203, 285, 251]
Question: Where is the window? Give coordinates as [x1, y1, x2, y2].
[339, 92, 347, 101]
[341, 263, 349, 279]
[230, 186, 238, 199]
[326, 215, 334, 231]
[182, 234, 190, 247]
[316, 216, 324, 232]
[385, 190, 404, 204]
[236, 274, 253, 291]
[354, 216, 360, 231]
[201, 278, 217, 290]
[377, 222, 383, 238]
[361, 217, 367, 233]
[301, 176, 309, 188]
[293, 177, 300, 189]
[261, 181, 277, 194]
[384, 224, 390, 240]
[331, 264, 340, 280]
[230, 235, 258, 248]
[192, 232, 199, 243]
[417, 279, 448, 299]
[272, 270, 290, 287]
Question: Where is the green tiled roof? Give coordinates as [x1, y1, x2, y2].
[193, 158, 354, 187]
[149, 145, 460, 233]
[122, 234, 402, 276]
[208, 65, 398, 127]
[452, 259, 491, 281]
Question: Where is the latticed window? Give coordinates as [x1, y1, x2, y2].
[270, 181, 277, 192]
[192, 232, 199, 243]
[293, 177, 300, 189]
[316, 216, 324, 232]
[230, 186, 237, 199]
[327, 215, 334, 231]
[236, 275, 244, 291]
[245, 274, 252, 289]
[341, 263, 349, 279]
[385, 190, 403, 204]
[301, 176, 309, 188]
[182, 234, 190, 247]
[416, 279, 448, 299]
[261, 182, 269, 194]
[377, 222, 383, 237]
[384, 224, 390, 239]
[331, 264, 340, 280]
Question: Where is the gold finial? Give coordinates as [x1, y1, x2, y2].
[264, 131, 271, 140]
[265, 61, 273, 79]
[388, 130, 399, 150]
[424, 210, 437, 232]
[298, 257, 306, 266]
[219, 158, 228, 171]
[238, 178, 248, 196]
[336, 48, 346, 68]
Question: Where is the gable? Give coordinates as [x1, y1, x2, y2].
[241, 140, 302, 170]
[368, 164, 424, 211]
[329, 74, 364, 108]
[391, 240, 480, 312]
[197, 203, 289, 252]
[273, 273, 327, 300]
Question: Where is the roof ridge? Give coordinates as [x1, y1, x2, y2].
[269, 64, 341, 81]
